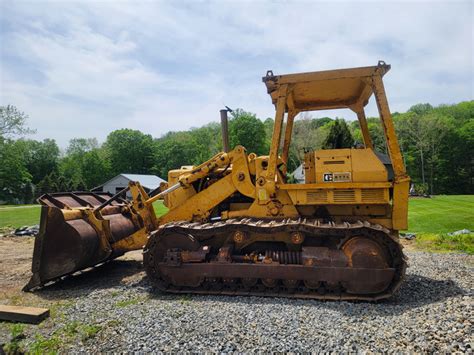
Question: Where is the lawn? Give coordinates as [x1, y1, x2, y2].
[407, 195, 473, 234]
[0, 205, 41, 228]
[152, 200, 169, 216]
[406, 195, 473, 254]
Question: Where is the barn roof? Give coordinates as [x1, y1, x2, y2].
[92, 174, 166, 191]
[120, 174, 166, 189]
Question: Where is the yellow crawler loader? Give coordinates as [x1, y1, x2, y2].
[25, 61, 410, 300]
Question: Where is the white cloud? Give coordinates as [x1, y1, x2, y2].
[0, 0, 472, 147]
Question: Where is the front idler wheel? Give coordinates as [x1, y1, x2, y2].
[341, 236, 392, 294]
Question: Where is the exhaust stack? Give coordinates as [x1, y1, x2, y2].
[220, 107, 232, 153]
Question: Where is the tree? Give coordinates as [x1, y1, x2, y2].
[188, 123, 221, 162]
[72, 178, 88, 191]
[0, 105, 36, 137]
[51, 171, 69, 192]
[424, 114, 451, 194]
[58, 155, 83, 188]
[290, 115, 329, 165]
[36, 174, 55, 197]
[22, 182, 35, 204]
[394, 106, 473, 194]
[58, 138, 111, 190]
[16, 139, 60, 184]
[436, 101, 473, 123]
[66, 138, 99, 155]
[456, 119, 474, 193]
[153, 134, 200, 178]
[263, 117, 274, 151]
[350, 117, 387, 152]
[0, 138, 32, 203]
[396, 112, 433, 188]
[81, 149, 111, 189]
[426, 104, 473, 194]
[229, 109, 267, 155]
[408, 103, 433, 115]
[105, 129, 155, 176]
[310, 117, 333, 129]
[322, 119, 354, 149]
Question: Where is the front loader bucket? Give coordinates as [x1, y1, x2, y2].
[24, 192, 145, 291]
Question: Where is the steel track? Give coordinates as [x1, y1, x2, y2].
[144, 218, 407, 301]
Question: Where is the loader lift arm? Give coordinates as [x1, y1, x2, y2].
[131, 146, 256, 224]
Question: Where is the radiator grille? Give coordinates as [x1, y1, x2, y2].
[307, 191, 328, 202]
[333, 190, 356, 203]
[361, 189, 385, 202]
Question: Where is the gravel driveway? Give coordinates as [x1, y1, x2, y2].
[1, 239, 472, 352]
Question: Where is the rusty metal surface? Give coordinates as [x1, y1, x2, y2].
[158, 263, 395, 285]
[104, 213, 139, 243]
[24, 192, 140, 291]
[220, 108, 230, 153]
[144, 218, 406, 301]
[181, 246, 210, 263]
[24, 207, 105, 290]
[342, 237, 388, 268]
[265, 250, 301, 264]
[302, 247, 347, 267]
[38, 192, 126, 209]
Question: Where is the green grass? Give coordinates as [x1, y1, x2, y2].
[115, 295, 148, 308]
[413, 232, 474, 254]
[29, 333, 62, 354]
[2, 324, 26, 354]
[408, 195, 473, 234]
[2, 320, 103, 354]
[80, 324, 102, 341]
[153, 200, 169, 217]
[30, 321, 101, 353]
[115, 298, 140, 308]
[407, 195, 473, 254]
[0, 205, 41, 228]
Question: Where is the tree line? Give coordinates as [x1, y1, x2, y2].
[0, 101, 472, 203]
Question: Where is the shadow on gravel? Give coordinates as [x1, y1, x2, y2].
[145, 273, 467, 316]
[31, 259, 145, 301]
[380, 274, 466, 310]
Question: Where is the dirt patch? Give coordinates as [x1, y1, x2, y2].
[0, 237, 36, 298]
[400, 238, 417, 252]
[0, 235, 146, 351]
[0, 236, 144, 306]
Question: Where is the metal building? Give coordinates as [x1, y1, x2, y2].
[292, 164, 305, 184]
[93, 174, 166, 198]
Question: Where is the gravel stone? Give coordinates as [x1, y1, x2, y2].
[17, 252, 474, 352]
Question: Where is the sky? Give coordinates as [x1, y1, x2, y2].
[0, 0, 472, 147]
